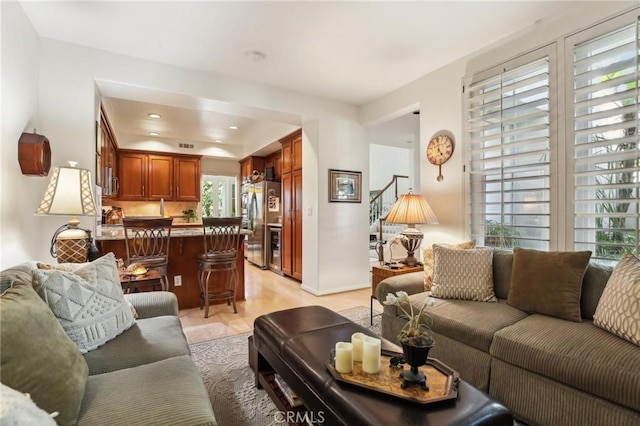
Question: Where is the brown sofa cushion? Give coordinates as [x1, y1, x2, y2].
[1, 281, 88, 425]
[507, 248, 591, 322]
[491, 314, 640, 412]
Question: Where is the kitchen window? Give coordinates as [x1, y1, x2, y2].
[201, 175, 237, 218]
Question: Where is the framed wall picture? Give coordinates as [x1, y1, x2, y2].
[329, 169, 362, 203]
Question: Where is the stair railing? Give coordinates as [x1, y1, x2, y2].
[369, 175, 409, 227]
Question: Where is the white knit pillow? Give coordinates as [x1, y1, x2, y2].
[593, 253, 640, 346]
[31, 253, 136, 353]
[0, 383, 57, 425]
[431, 245, 496, 302]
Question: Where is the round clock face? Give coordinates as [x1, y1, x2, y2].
[426, 135, 454, 166]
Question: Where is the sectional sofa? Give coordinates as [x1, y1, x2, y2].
[0, 258, 216, 426]
[376, 248, 640, 426]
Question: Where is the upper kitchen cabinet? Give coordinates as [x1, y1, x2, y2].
[174, 156, 201, 201]
[240, 156, 266, 182]
[118, 150, 201, 201]
[99, 105, 119, 198]
[264, 151, 282, 181]
[280, 130, 302, 174]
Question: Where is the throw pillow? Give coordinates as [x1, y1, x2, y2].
[37, 258, 139, 319]
[1, 282, 88, 426]
[431, 245, 496, 302]
[507, 248, 592, 322]
[422, 239, 476, 290]
[0, 384, 57, 426]
[31, 253, 136, 353]
[593, 253, 640, 346]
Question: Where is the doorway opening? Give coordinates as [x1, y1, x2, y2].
[201, 175, 238, 218]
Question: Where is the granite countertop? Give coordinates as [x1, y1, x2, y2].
[267, 223, 282, 228]
[97, 225, 250, 241]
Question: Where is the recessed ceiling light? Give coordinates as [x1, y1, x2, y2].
[148, 113, 161, 119]
[229, 125, 238, 130]
[215, 139, 223, 143]
[149, 132, 159, 136]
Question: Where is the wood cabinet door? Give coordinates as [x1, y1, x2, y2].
[147, 154, 173, 200]
[175, 157, 201, 201]
[292, 169, 303, 280]
[118, 152, 146, 200]
[281, 141, 292, 174]
[292, 134, 303, 171]
[281, 172, 293, 277]
[240, 158, 251, 181]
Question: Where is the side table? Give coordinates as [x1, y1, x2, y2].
[370, 264, 423, 324]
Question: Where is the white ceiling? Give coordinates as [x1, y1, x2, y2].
[20, 0, 585, 158]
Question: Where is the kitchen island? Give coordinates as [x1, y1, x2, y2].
[96, 224, 246, 310]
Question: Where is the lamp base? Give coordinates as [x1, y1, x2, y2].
[56, 227, 89, 263]
[399, 229, 424, 267]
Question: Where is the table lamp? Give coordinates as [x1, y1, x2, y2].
[384, 190, 438, 267]
[35, 162, 98, 263]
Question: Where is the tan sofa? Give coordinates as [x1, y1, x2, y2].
[0, 261, 216, 426]
[375, 250, 640, 426]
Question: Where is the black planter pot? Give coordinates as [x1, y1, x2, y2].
[400, 340, 435, 390]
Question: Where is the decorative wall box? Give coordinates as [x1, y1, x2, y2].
[18, 132, 51, 176]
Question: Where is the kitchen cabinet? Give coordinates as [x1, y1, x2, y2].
[280, 130, 302, 174]
[118, 152, 147, 200]
[118, 150, 201, 201]
[147, 154, 173, 200]
[240, 156, 266, 182]
[264, 151, 282, 181]
[174, 156, 201, 201]
[99, 106, 119, 198]
[280, 129, 303, 280]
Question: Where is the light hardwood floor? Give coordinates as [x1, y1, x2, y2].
[179, 260, 374, 344]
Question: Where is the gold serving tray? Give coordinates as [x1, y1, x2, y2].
[326, 349, 459, 404]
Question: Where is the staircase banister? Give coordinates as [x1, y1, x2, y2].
[370, 175, 409, 205]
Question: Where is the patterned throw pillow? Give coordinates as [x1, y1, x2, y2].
[593, 253, 640, 346]
[31, 253, 136, 353]
[422, 240, 476, 290]
[431, 245, 496, 302]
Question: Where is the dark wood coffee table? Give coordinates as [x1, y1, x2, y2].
[249, 306, 512, 426]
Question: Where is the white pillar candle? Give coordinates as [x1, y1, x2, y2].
[362, 336, 381, 374]
[351, 332, 366, 362]
[334, 342, 353, 374]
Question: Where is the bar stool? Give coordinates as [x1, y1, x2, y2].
[198, 217, 243, 318]
[122, 217, 173, 292]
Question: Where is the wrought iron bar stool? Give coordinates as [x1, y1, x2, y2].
[122, 217, 173, 292]
[198, 217, 243, 318]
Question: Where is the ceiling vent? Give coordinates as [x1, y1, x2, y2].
[178, 143, 194, 149]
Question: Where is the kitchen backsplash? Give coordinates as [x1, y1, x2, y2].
[103, 200, 201, 224]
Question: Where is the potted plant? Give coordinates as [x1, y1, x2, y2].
[383, 291, 435, 390]
[182, 208, 197, 223]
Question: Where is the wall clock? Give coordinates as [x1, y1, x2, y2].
[426, 134, 454, 182]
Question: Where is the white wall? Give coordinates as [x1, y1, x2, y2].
[369, 144, 411, 191]
[0, 2, 42, 268]
[2, 15, 371, 293]
[201, 157, 240, 176]
[360, 2, 636, 251]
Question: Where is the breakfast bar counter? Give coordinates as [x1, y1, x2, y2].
[96, 226, 246, 310]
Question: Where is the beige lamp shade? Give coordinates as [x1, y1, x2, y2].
[385, 191, 439, 227]
[385, 190, 438, 267]
[35, 165, 98, 263]
[36, 166, 97, 217]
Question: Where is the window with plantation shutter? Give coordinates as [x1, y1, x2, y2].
[569, 17, 640, 265]
[465, 48, 554, 250]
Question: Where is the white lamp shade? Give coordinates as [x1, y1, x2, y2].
[385, 191, 438, 226]
[35, 166, 97, 216]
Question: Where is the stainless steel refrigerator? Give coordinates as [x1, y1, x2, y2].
[246, 181, 281, 268]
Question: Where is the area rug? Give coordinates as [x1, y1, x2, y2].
[189, 306, 381, 426]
